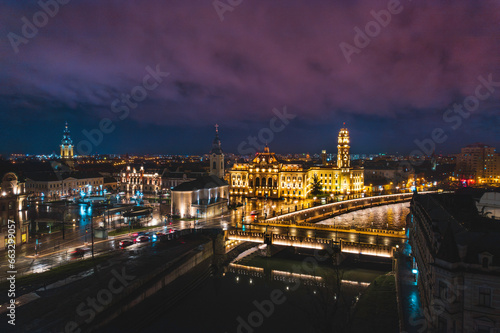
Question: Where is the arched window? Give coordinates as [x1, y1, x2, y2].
[268, 178, 273, 187]
[213, 161, 216, 169]
[262, 178, 267, 187]
[255, 178, 260, 187]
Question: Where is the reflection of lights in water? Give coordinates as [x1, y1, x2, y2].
[318, 203, 410, 229]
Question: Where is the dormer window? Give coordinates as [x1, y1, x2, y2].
[479, 252, 493, 269]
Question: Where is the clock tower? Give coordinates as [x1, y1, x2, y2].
[337, 124, 350, 169]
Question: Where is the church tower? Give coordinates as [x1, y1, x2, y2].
[337, 124, 350, 169]
[60, 122, 74, 159]
[209, 124, 224, 179]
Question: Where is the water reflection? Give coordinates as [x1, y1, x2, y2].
[318, 202, 410, 229]
[142, 247, 392, 333]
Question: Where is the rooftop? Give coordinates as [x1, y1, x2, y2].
[171, 175, 228, 192]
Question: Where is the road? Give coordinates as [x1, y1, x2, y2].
[2, 196, 407, 281]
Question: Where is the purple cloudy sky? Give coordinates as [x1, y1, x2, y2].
[0, 0, 499, 156]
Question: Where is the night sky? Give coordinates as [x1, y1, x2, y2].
[1, 0, 499, 156]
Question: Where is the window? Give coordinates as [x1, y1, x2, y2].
[437, 317, 447, 333]
[479, 287, 491, 307]
[438, 281, 448, 300]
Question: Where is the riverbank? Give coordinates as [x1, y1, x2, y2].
[350, 274, 399, 333]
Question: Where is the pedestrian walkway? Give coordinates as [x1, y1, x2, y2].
[397, 243, 425, 333]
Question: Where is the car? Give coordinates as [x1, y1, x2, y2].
[135, 235, 150, 243]
[70, 247, 89, 258]
[131, 231, 147, 237]
[119, 239, 134, 248]
[155, 232, 166, 236]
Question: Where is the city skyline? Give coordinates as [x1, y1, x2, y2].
[1, 0, 499, 155]
[6, 120, 498, 158]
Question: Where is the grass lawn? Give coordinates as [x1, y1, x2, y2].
[108, 223, 172, 236]
[349, 274, 399, 333]
[108, 225, 153, 236]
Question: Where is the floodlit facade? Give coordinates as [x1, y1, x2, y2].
[171, 128, 229, 218]
[120, 165, 162, 194]
[229, 126, 364, 199]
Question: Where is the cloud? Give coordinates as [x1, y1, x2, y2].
[0, 0, 499, 153]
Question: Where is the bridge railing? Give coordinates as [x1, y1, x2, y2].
[266, 191, 437, 223]
[253, 220, 406, 237]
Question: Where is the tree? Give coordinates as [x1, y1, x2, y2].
[311, 174, 323, 196]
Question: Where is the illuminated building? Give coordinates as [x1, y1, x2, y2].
[0, 172, 28, 249]
[120, 165, 162, 194]
[229, 125, 364, 199]
[60, 122, 74, 159]
[455, 143, 500, 185]
[26, 172, 104, 198]
[171, 128, 229, 218]
[210, 124, 225, 179]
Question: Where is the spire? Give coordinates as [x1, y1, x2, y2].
[264, 142, 270, 153]
[61, 121, 73, 145]
[210, 124, 223, 155]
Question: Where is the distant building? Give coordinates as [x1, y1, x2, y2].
[455, 143, 500, 185]
[161, 169, 206, 190]
[209, 124, 224, 179]
[26, 172, 104, 198]
[228, 125, 364, 199]
[171, 128, 229, 218]
[170, 175, 229, 218]
[0, 172, 28, 250]
[103, 177, 119, 192]
[363, 160, 413, 193]
[60, 122, 74, 159]
[119, 165, 162, 195]
[409, 193, 500, 332]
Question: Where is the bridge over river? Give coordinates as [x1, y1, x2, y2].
[226, 198, 418, 258]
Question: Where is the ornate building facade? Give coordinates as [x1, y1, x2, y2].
[229, 126, 364, 199]
[120, 165, 162, 195]
[60, 122, 74, 159]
